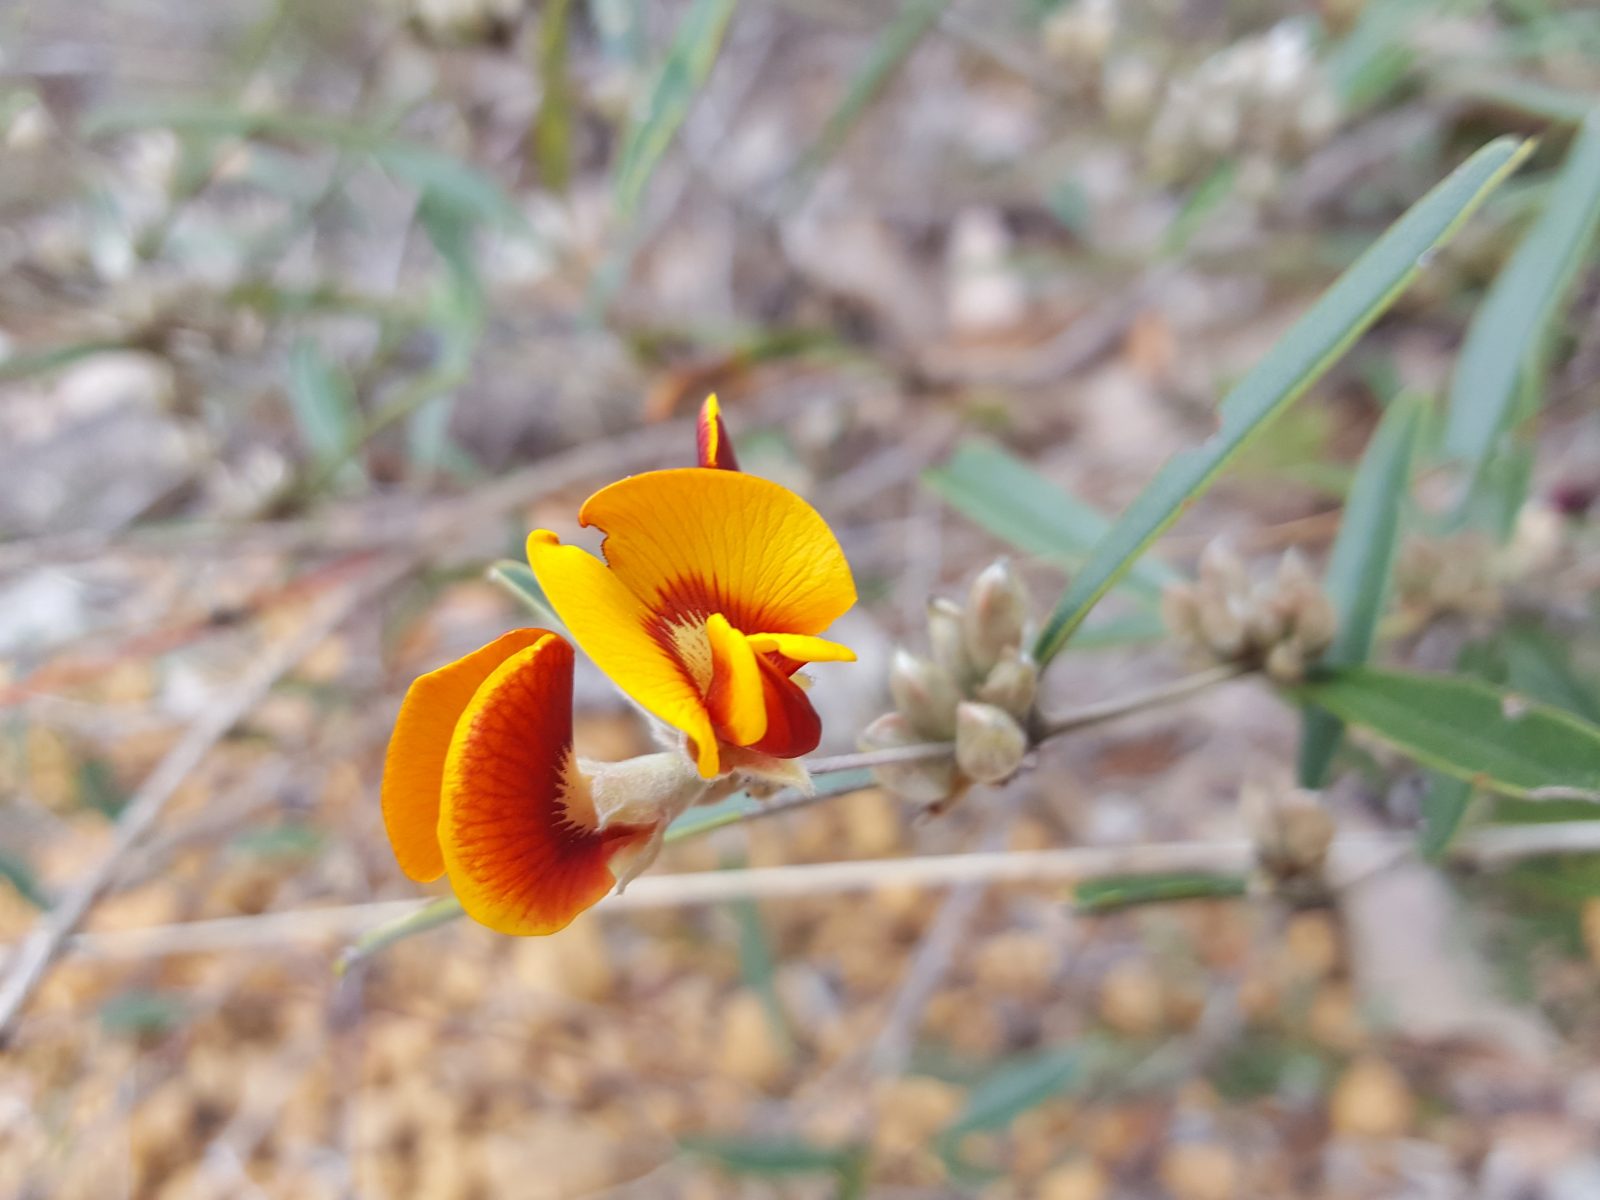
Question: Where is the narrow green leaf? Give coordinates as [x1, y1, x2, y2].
[1297, 666, 1600, 801]
[1073, 872, 1247, 913]
[1298, 393, 1423, 786]
[784, 0, 951, 203]
[682, 1134, 868, 1189]
[0, 339, 131, 384]
[1501, 624, 1600, 724]
[287, 338, 362, 471]
[1444, 110, 1600, 479]
[0, 850, 50, 909]
[1419, 771, 1474, 860]
[532, 0, 577, 193]
[922, 441, 1180, 603]
[86, 103, 525, 229]
[612, 0, 739, 221]
[1032, 137, 1530, 665]
[937, 1046, 1091, 1180]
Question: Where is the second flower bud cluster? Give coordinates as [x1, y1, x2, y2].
[862, 561, 1038, 809]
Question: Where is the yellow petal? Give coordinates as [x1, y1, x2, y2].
[578, 467, 856, 637]
[747, 632, 857, 664]
[706, 612, 767, 746]
[381, 628, 551, 883]
[526, 529, 721, 776]
[438, 633, 652, 935]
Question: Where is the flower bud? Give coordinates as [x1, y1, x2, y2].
[976, 654, 1038, 723]
[1290, 589, 1337, 658]
[963, 560, 1030, 675]
[889, 649, 962, 739]
[1263, 639, 1306, 685]
[859, 712, 957, 804]
[954, 702, 1028, 785]
[926, 597, 975, 686]
[1195, 590, 1247, 659]
[1242, 782, 1334, 901]
[1161, 583, 1202, 643]
[1198, 539, 1249, 598]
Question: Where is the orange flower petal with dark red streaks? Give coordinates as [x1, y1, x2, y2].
[438, 632, 651, 935]
[749, 655, 823, 760]
[381, 628, 551, 882]
[696, 393, 739, 471]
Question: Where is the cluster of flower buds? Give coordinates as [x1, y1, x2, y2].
[861, 562, 1038, 809]
[1143, 23, 1341, 184]
[1162, 543, 1336, 684]
[1240, 780, 1336, 906]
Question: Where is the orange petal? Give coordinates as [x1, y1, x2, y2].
[696, 393, 740, 471]
[749, 654, 822, 760]
[578, 468, 856, 637]
[705, 613, 767, 746]
[438, 633, 651, 935]
[526, 530, 722, 777]
[381, 628, 551, 882]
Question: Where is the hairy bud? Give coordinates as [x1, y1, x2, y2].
[954, 702, 1028, 785]
[976, 654, 1039, 723]
[963, 560, 1031, 674]
[1242, 781, 1335, 903]
[859, 712, 957, 804]
[889, 650, 962, 739]
[926, 597, 975, 686]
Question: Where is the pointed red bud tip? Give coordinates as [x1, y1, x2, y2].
[696, 393, 740, 471]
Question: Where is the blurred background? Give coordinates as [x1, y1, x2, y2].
[2, 0, 1599, 1196]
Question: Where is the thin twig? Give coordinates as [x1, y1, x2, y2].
[16, 821, 1600, 966]
[1036, 662, 1252, 738]
[0, 554, 414, 1040]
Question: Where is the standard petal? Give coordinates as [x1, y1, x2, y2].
[747, 632, 857, 664]
[439, 633, 651, 935]
[381, 628, 551, 883]
[578, 468, 856, 636]
[705, 612, 767, 746]
[526, 530, 721, 776]
[696, 393, 739, 471]
[749, 654, 823, 760]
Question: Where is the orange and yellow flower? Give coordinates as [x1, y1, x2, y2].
[527, 397, 857, 777]
[381, 629, 657, 934]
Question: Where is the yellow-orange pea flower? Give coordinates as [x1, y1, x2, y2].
[381, 629, 663, 935]
[527, 396, 858, 777]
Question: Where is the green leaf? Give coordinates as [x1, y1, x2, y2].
[100, 989, 189, 1038]
[0, 850, 50, 909]
[287, 338, 363, 471]
[86, 103, 526, 229]
[1031, 137, 1530, 665]
[0, 339, 131, 384]
[784, 0, 952, 203]
[1296, 666, 1600, 801]
[1444, 110, 1600, 480]
[1073, 872, 1247, 913]
[1298, 393, 1423, 786]
[487, 560, 565, 632]
[612, 0, 739, 221]
[937, 1046, 1089, 1181]
[1419, 771, 1474, 860]
[532, 0, 577, 194]
[922, 441, 1181, 604]
[682, 1134, 868, 1195]
[1501, 623, 1600, 723]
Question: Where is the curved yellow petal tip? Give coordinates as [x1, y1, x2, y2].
[748, 632, 857, 664]
[697, 393, 739, 471]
